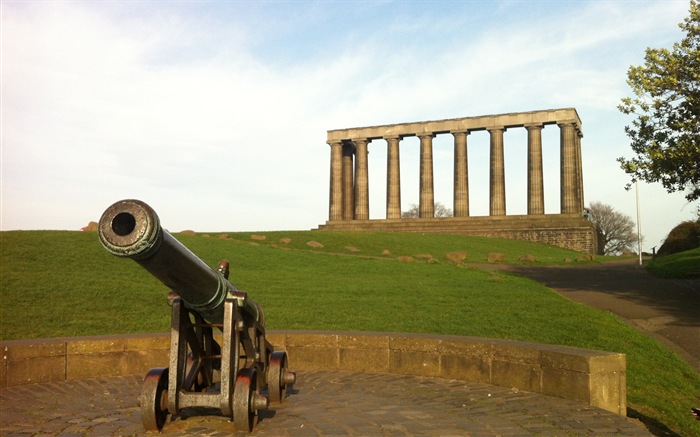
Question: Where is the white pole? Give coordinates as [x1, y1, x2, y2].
[635, 180, 642, 266]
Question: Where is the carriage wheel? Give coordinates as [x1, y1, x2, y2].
[140, 367, 170, 431]
[268, 351, 295, 402]
[233, 367, 269, 432]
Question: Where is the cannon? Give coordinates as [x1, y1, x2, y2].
[98, 199, 295, 432]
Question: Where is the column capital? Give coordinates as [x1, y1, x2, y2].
[384, 135, 401, 141]
[556, 119, 578, 127]
[451, 129, 470, 137]
[417, 132, 435, 139]
[524, 123, 543, 130]
[351, 138, 372, 145]
[486, 126, 506, 133]
[327, 139, 344, 146]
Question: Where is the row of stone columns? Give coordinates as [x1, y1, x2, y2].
[328, 122, 583, 222]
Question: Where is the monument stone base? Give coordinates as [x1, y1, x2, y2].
[318, 214, 597, 254]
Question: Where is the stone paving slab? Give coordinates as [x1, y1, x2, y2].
[0, 371, 650, 436]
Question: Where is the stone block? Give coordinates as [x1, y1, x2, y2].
[540, 348, 592, 372]
[590, 371, 627, 415]
[541, 366, 590, 404]
[389, 350, 440, 377]
[67, 352, 128, 379]
[124, 334, 170, 352]
[390, 336, 440, 353]
[123, 349, 170, 375]
[266, 332, 288, 350]
[67, 338, 126, 354]
[339, 348, 389, 372]
[491, 343, 540, 365]
[338, 334, 389, 350]
[436, 338, 490, 356]
[491, 359, 541, 392]
[590, 354, 626, 373]
[7, 356, 65, 386]
[286, 346, 337, 371]
[440, 353, 490, 383]
[4, 340, 66, 360]
[286, 333, 337, 348]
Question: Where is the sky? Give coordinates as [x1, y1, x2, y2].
[1, 0, 697, 252]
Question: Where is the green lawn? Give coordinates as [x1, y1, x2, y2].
[646, 247, 700, 278]
[1, 230, 698, 436]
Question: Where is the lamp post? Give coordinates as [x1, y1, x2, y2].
[635, 180, 642, 266]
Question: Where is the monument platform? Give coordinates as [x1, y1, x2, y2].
[0, 370, 650, 436]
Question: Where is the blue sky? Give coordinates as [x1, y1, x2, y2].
[2, 0, 697, 252]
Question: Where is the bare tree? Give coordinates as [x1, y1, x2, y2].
[586, 201, 641, 255]
[401, 202, 453, 219]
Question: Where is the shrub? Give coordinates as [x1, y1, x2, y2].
[657, 220, 700, 256]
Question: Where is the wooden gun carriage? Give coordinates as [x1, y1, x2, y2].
[98, 199, 295, 432]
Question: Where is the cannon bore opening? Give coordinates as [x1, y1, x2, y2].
[112, 212, 136, 236]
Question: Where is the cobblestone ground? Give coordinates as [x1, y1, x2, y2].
[0, 371, 650, 436]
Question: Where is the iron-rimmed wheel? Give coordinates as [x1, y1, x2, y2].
[140, 367, 169, 431]
[268, 351, 295, 402]
[233, 367, 268, 432]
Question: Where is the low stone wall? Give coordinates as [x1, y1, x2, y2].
[0, 331, 626, 416]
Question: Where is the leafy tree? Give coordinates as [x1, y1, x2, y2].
[617, 0, 700, 202]
[401, 202, 453, 218]
[586, 201, 641, 255]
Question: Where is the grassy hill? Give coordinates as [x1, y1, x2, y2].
[1, 230, 699, 436]
[647, 247, 700, 278]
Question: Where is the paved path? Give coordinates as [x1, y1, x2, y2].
[0, 371, 650, 436]
[494, 259, 700, 373]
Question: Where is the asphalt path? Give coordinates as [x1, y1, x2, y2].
[491, 259, 700, 373]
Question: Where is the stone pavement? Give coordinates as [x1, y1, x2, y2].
[1, 370, 650, 436]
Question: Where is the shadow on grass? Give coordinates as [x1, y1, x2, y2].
[628, 408, 682, 437]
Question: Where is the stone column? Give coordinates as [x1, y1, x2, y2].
[525, 124, 545, 215]
[452, 131, 469, 217]
[354, 138, 370, 220]
[559, 121, 578, 214]
[328, 140, 343, 221]
[488, 127, 506, 216]
[342, 142, 355, 220]
[576, 130, 584, 213]
[418, 133, 435, 218]
[386, 136, 402, 219]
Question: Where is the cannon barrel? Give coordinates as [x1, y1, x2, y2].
[98, 199, 245, 325]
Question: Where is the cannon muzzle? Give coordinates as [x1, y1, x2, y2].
[98, 199, 237, 325]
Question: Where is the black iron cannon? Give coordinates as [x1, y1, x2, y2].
[98, 199, 295, 432]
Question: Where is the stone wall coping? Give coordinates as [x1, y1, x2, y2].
[1, 330, 625, 416]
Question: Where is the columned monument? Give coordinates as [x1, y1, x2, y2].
[319, 108, 596, 254]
